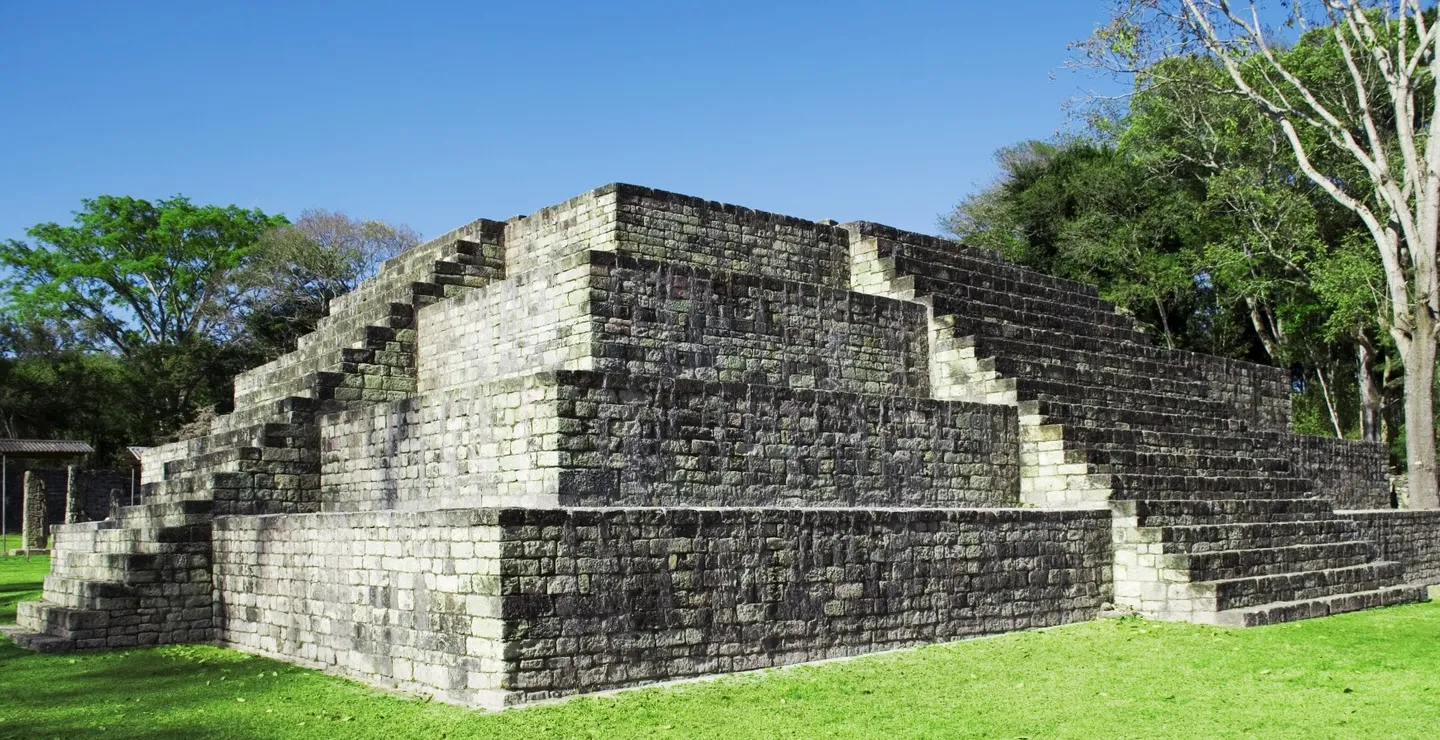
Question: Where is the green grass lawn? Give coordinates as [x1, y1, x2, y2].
[0, 535, 48, 625]
[1, 554, 1438, 740]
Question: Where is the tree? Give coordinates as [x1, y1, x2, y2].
[943, 139, 1229, 353]
[0, 195, 285, 354]
[0, 319, 132, 463]
[243, 209, 419, 356]
[1083, 1, 1440, 506]
[1121, 55, 1393, 442]
[0, 196, 285, 439]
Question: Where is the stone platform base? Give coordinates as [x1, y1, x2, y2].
[212, 505, 1112, 706]
[8, 549, 50, 557]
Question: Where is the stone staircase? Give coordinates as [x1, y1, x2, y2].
[12, 419, 309, 651]
[846, 222, 1426, 627]
[12, 226, 505, 650]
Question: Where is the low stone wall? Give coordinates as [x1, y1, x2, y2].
[211, 506, 1112, 706]
[1341, 510, 1440, 585]
[212, 510, 508, 708]
[1289, 435, 1393, 510]
[497, 506, 1110, 702]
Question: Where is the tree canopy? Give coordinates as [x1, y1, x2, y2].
[0, 196, 417, 465]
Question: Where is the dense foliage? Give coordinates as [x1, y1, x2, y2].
[945, 49, 1412, 460]
[0, 198, 416, 466]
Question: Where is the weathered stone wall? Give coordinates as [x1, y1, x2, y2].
[82, 470, 134, 518]
[497, 506, 1110, 702]
[320, 374, 562, 512]
[502, 187, 618, 276]
[1287, 435, 1393, 510]
[140, 442, 191, 486]
[321, 369, 1019, 512]
[1340, 510, 1440, 585]
[212, 510, 507, 708]
[613, 184, 851, 289]
[1186, 354, 1292, 433]
[590, 252, 929, 395]
[211, 506, 1111, 706]
[416, 252, 595, 396]
[551, 371, 1020, 508]
[2, 468, 135, 529]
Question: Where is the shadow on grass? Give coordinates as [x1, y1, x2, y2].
[0, 580, 42, 624]
[0, 641, 288, 739]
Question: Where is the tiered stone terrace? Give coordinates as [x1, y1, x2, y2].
[13, 184, 1438, 707]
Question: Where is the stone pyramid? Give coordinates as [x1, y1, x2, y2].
[13, 184, 1430, 707]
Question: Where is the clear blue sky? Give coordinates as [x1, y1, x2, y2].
[0, 1, 1122, 245]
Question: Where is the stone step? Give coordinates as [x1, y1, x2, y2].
[1060, 425, 1274, 455]
[162, 446, 318, 479]
[98, 518, 210, 541]
[42, 576, 139, 611]
[90, 531, 212, 555]
[867, 231, 1105, 304]
[1115, 498, 1335, 526]
[956, 332, 1188, 385]
[13, 601, 113, 646]
[50, 551, 211, 584]
[338, 346, 415, 371]
[1175, 541, 1378, 581]
[302, 300, 415, 347]
[1111, 473, 1314, 500]
[6, 630, 78, 653]
[1007, 377, 1238, 418]
[236, 314, 417, 411]
[1084, 448, 1293, 476]
[1203, 561, 1406, 611]
[933, 294, 1149, 345]
[140, 477, 208, 504]
[955, 320, 1180, 372]
[1021, 400, 1247, 435]
[900, 267, 1138, 334]
[979, 353, 1206, 403]
[115, 499, 212, 523]
[1212, 584, 1428, 627]
[209, 396, 318, 435]
[1158, 519, 1362, 553]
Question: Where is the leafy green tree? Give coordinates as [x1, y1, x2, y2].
[1082, 0, 1440, 508]
[0, 195, 285, 353]
[943, 139, 1238, 353]
[0, 319, 132, 463]
[1121, 54, 1394, 442]
[0, 196, 285, 439]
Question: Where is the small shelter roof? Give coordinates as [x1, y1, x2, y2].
[0, 439, 94, 458]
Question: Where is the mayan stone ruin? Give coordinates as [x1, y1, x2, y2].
[13, 184, 1440, 707]
[20, 471, 48, 554]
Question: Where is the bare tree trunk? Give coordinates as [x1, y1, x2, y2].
[1402, 320, 1439, 508]
[1154, 296, 1174, 349]
[1315, 367, 1345, 438]
[1357, 337, 1382, 443]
